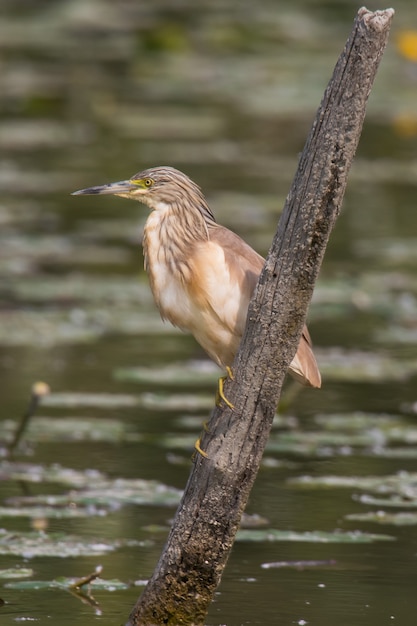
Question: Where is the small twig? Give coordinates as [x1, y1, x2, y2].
[68, 565, 103, 590]
[67, 566, 104, 614]
[8, 382, 50, 457]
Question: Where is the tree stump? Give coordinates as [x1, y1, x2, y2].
[126, 8, 395, 626]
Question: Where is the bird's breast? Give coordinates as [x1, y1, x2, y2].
[142, 214, 244, 366]
[143, 212, 197, 330]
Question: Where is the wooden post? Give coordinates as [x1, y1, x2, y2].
[126, 8, 394, 626]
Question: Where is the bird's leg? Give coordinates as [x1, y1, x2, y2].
[216, 366, 234, 410]
[192, 426, 209, 458]
[194, 418, 212, 458]
[195, 366, 235, 459]
[194, 436, 208, 458]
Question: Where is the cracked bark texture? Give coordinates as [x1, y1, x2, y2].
[126, 8, 394, 626]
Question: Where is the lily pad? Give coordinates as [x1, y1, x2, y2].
[0, 505, 108, 519]
[315, 347, 417, 382]
[158, 433, 203, 452]
[371, 447, 417, 459]
[240, 513, 269, 528]
[41, 393, 141, 409]
[0, 309, 102, 346]
[345, 511, 417, 526]
[261, 559, 337, 570]
[0, 529, 145, 558]
[0, 308, 176, 347]
[314, 412, 403, 431]
[7, 477, 182, 509]
[0, 416, 141, 445]
[236, 529, 395, 543]
[140, 392, 214, 411]
[114, 360, 219, 386]
[310, 272, 414, 321]
[0, 568, 33, 579]
[0, 462, 105, 487]
[354, 237, 417, 265]
[314, 412, 417, 449]
[10, 485, 180, 509]
[39, 391, 213, 412]
[266, 430, 375, 457]
[7, 273, 150, 306]
[1, 462, 182, 516]
[289, 472, 417, 499]
[376, 325, 417, 345]
[355, 493, 417, 508]
[1, 234, 130, 269]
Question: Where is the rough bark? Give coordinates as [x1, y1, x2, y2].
[126, 8, 394, 626]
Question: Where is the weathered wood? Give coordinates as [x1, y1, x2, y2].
[126, 8, 394, 626]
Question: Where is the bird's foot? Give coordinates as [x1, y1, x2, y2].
[193, 418, 212, 458]
[195, 367, 235, 458]
[194, 436, 208, 458]
[216, 366, 235, 410]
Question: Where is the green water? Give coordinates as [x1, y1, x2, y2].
[1, 1, 417, 624]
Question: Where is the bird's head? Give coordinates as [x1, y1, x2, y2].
[72, 166, 216, 223]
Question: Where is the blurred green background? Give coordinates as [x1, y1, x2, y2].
[1, 1, 417, 625]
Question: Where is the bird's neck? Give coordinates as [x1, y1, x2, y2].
[148, 199, 211, 237]
[142, 201, 212, 283]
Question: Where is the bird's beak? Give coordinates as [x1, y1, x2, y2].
[71, 180, 136, 196]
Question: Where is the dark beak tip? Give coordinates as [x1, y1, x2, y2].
[71, 181, 133, 196]
[71, 187, 102, 196]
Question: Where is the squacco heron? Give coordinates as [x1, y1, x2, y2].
[72, 166, 321, 395]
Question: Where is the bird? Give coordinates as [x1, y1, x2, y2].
[72, 166, 321, 397]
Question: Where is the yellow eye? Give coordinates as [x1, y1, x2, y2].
[144, 178, 153, 187]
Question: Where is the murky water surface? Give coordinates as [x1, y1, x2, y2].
[1, 1, 417, 624]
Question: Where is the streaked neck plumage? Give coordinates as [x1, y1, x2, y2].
[142, 180, 217, 288]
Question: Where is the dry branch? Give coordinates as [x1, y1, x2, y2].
[126, 8, 394, 626]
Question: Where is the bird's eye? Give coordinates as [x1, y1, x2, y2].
[144, 179, 153, 187]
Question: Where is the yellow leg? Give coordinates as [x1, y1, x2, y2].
[226, 365, 234, 380]
[195, 367, 235, 459]
[216, 366, 235, 409]
[194, 436, 208, 458]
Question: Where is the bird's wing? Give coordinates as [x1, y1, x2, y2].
[202, 225, 264, 335]
[289, 326, 322, 388]
[189, 225, 321, 387]
[211, 228, 321, 388]
[182, 226, 263, 366]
